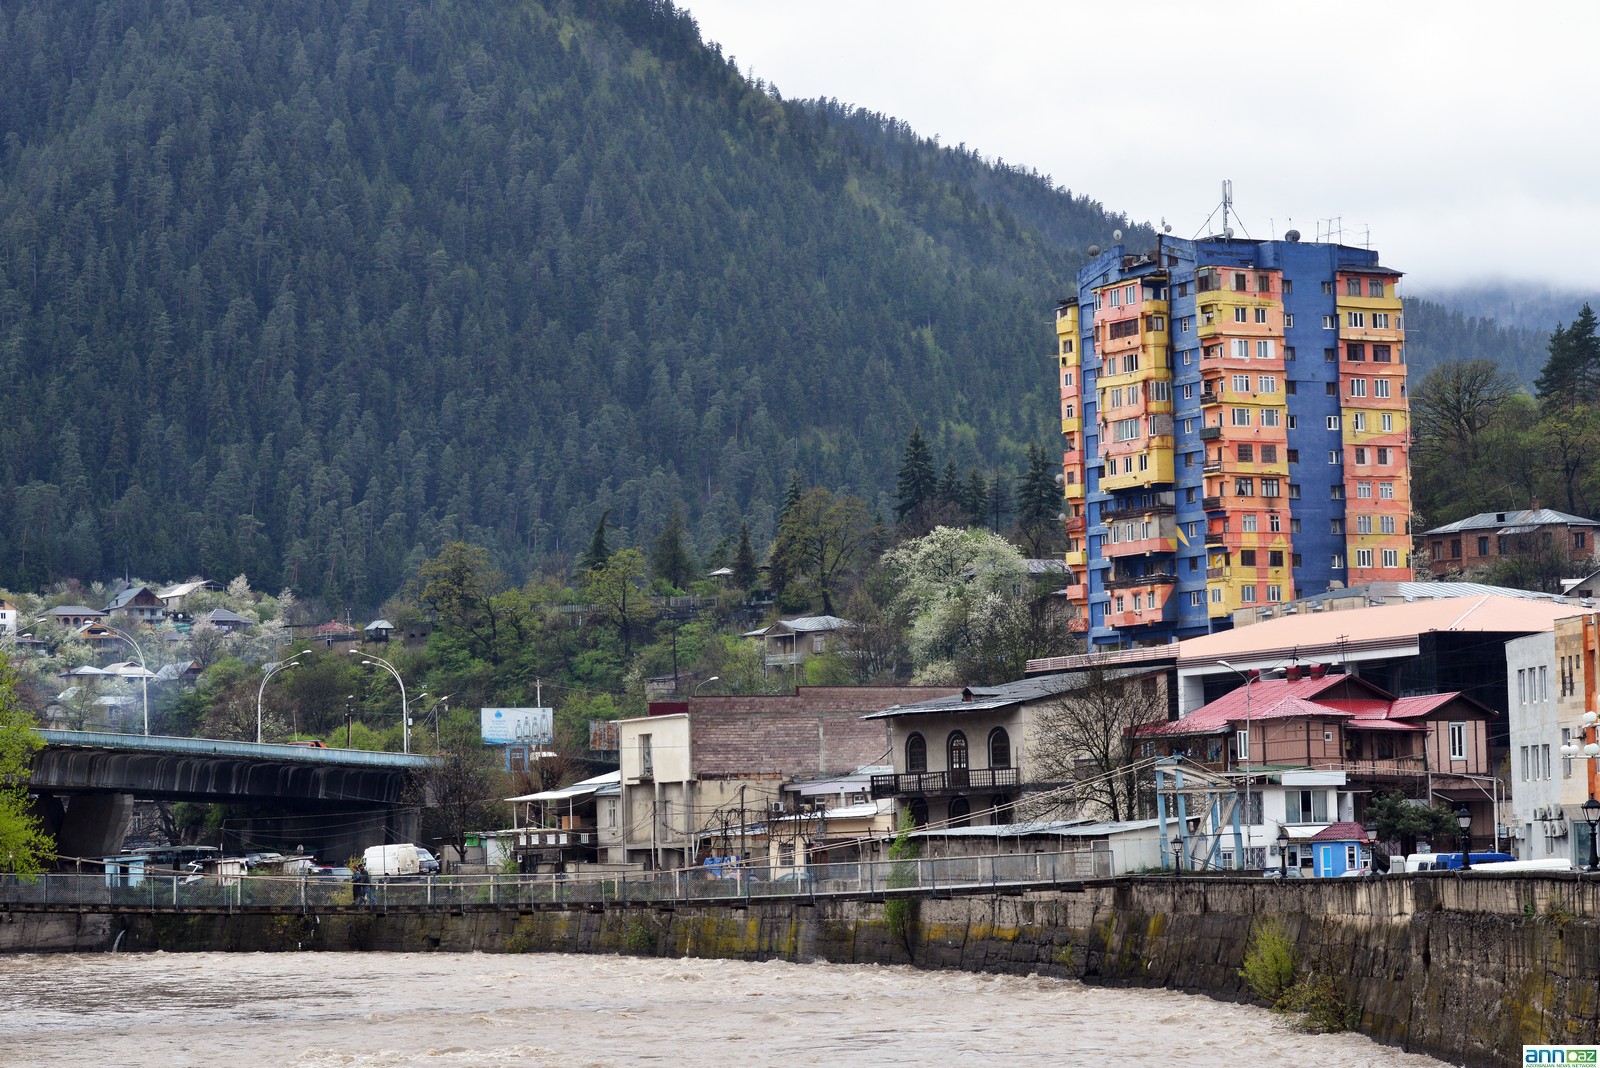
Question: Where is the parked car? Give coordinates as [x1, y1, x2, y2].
[308, 865, 354, 882]
[416, 848, 441, 875]
[1262, 868, 1305, 879]
[767, 871, 815, 887]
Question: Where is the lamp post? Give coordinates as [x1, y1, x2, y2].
[1217, 658, 1285, 869]
[1585, 799, 1600, 873]
[1363, 820, 1379, 873]
[1276, 827, 1289, 878]
[103, 624, 149, 737]
[1456, 804, 1472, 871]
[349, 648, 410, 754]
[1558, 712, 1600, 867]
[693, 676, 720, 698]
[256, 652, 307, 744]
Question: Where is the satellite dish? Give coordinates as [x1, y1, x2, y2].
[1087, 244, 1100, 257]
[1285, 229, 1301, 243]
[1163, 223, 1172, 233]
[1223, 227, 1234, 239]
[1112, 229, 1123, 241]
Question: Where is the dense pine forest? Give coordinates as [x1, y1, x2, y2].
[0, 0, 1546, 610]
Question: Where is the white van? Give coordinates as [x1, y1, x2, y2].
[1463, 859, 1575, 874]
[1400, 852, 1437, 873]
[363, 843, 420, 878]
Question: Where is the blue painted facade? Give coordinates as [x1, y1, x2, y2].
[1060, 235, 1405, 651]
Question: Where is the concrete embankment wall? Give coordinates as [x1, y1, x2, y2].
[8, 874, 1598, 1066]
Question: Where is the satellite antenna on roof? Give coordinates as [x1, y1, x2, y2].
[1194, 179, 1251, 241]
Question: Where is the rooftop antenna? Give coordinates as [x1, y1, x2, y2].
[1193, 179, 1251, 241]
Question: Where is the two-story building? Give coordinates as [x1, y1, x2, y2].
[105, 586, 164, 626]
[1134, 668, 1497, 868]
[614, 686, 958, 871]
[749, 616, 854, 675]
[1421, 505, 1600, 577]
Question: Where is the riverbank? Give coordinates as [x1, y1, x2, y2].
[6, 873, 1593, 1066]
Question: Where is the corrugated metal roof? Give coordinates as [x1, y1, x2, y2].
[910, 818, 1161, 839]
[1422, 508, 1600, 535]
[505, 770, 620, 804]
[864, 670, 1141, 719]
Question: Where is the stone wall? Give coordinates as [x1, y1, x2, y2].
[11, 873, 1599, 1066]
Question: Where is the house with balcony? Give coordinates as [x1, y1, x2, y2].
[155, 579, 222, 619]
[1133, 668, 1496, 866]
[864, 671, 1167, 836]
[504, 771, 622, 872]
[750, 615, 854, 674]
[41, 604, 107, 629]
[105, 585, 164, 626]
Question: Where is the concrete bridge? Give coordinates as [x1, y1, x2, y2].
[29, 730, 437, 862]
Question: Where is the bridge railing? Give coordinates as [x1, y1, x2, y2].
[0, 849, 1112, 910]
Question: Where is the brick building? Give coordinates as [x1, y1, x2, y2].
[614, 686, 960, 870]
[1420, 506, 1600, 577]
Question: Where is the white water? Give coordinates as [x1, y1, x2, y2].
[0, 952, 1453, 1067]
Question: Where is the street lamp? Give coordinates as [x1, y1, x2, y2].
[1276, 827, 1289, 878]
[1217, 658, 1286, 868]
[256, 652, 307, 744]
[1364, 819, 1379, 872]
[1456, 804, 1472, 871]
[349, 648, 410, 753]
[103, 624, 149, 737]
[1584, 799, 1600, 873]
[693, 676, 720, 697]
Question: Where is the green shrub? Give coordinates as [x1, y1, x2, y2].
[1239, 918, 1297, 1007]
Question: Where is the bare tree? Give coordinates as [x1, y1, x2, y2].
[410, 718, 510, 871]
[1025, 668, 1168, 823]
[1411, 358, 1518, 463]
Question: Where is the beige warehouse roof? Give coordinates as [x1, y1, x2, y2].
[1176, 594, 1578, 664]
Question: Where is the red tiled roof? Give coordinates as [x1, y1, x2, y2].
[1135, 693, 1356, 737]
[1310, 821, 1371, 843]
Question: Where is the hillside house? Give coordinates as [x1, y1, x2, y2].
[105, 586, 164, 626]
[1421, 506, 1600, 577]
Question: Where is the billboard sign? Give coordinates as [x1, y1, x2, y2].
[480, 707, 553, 746]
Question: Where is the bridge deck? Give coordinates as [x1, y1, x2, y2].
[37, 729, 438, 768]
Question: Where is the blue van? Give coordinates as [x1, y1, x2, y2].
[1421, 851, 1514, 870]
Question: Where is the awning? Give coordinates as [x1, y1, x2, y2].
[505, 770, 620, 804]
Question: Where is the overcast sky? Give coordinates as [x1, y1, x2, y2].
[680, 1, 1600, 299]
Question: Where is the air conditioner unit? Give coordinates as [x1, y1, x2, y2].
[768, 803, 786, 817]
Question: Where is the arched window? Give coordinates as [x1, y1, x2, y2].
[906, 732, 927, 774]
[908, 798, 929, 827]
[948, 731, 969, 787]
[991, 795, 1014, 825]
[988, 727, 1012, 769]
[948, 796, 971, 828]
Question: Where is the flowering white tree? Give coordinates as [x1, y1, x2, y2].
[882, 527, 1068, 685]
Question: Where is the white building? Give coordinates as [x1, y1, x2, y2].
[1506, 632, 1564, 861]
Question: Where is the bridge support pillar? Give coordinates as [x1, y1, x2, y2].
[45, 792, 135, 862]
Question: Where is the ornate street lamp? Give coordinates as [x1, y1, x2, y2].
[1584, 798, 1600, 873]
[1456, 804, 1472, 871]
[1275, 827, 1289, 879]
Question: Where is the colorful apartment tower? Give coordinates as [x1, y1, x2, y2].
[1055, 235, 1411, 650]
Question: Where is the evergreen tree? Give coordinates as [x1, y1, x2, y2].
[731, 523, 759, 589]
[650, 511, 694, 590]
[779, 471, 806, 527]
[579, 511, 612, 573]
[894, 425, 937, 523]
[1015, 442, 1062, 556]
[985, 470, 1011, 535]
[1535, 304, 1600, 405]
[937, 461, 962, 509]
[962, 469, 989, 524]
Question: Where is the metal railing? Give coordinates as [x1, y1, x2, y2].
[0, 850, 1111, 912]
[869, 767, 1021, 797]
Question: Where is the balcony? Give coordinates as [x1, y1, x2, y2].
[1202, 495, 1225, 512]
[1100, 502, 1176, 524]
[1199, 390, 1220, 406]
[1105, 572, 1177, 591]
[1198, 426, 1222, 441]
[1202, 460, 1222, 474]
[870, 766, 1021, 798]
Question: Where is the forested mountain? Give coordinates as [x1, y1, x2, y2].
[0, 0, 1129, 607]
[1402, 296, 1550, 385]
[0, 0, 1535, 612]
